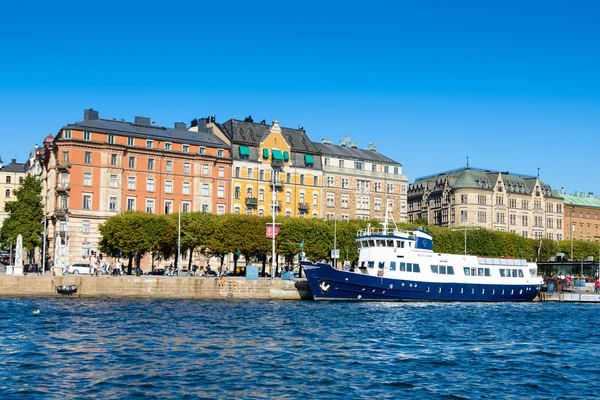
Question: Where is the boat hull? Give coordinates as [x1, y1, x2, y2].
[301, 262, 541, 302]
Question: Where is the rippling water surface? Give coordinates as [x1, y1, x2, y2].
[1, 299, 599, 399]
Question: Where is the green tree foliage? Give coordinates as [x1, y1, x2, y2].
[0, 175, 43, 258]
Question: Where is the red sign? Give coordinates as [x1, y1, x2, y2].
[266, 226, 281, 239]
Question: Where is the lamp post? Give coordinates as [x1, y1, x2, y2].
[570, 206, 575, 261]
[42, 216, 47, 274]
[271, 169, 278, 280]
[452, 226, 479, 255]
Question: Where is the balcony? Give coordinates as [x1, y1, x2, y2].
[54, 207, 69, 217]
[245, 197, 258, 207]
[298, 202, 309, 212]
[56, 183, 71, 193]
[271, 159, 284, 169]
[56, 160, 72, 170]
[273, 180, 285, 191]
[270, 200, 282, 210]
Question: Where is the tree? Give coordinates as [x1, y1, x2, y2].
[0, 175, 43, 261]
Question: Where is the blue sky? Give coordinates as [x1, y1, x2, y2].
[1, 1, 599, 193]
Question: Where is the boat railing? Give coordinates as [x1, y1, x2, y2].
[356, 227, 413, 238]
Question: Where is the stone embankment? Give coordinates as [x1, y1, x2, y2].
[0, 275, 313, 300]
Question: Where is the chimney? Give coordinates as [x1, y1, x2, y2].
[339, 140, 347, 147]
[83, 109, 99, 121]
[11, 158, 16, 164]
[349, 142, 358, 149]
[174, 122, 186, 130]
[135, 116, 151, 126]
[321, 138, 332, 145]
[190, 119, 198, 128]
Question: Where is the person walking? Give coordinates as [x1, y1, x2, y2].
[595, 280, 599, 293]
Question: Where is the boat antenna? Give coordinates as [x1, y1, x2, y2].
[383, 201, 399, 235]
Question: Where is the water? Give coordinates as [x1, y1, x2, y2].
[1, 299, 599, 399]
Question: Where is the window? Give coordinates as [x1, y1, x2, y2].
[218, 149, 224, 157]
[461, 210, 468, 222]
[184, 163, 190, 174]
[183, 145, 189, 153]
[200, 147, 206, 155]
[62, 151, 69, 162]
[313, 193, 318, 206]
[235, 167, 240, 178]
[202, 204, 209, 212]
[108, 134, 114, 144]
[64, 129, 72, 139]
[324, 158, 329, 166]
[83, 195, 91, 210]
[5, 189, 10, 198]
[203, 165, 209, 175]
[234, 186, 241, 200]
[287, 191, 292, 204]
[314, 176, 318, 186]
[203, 184, 209, 196]
[146, 140, 153, 149]
[109, 197, 117, 211]
[260, 170, 265, 181]
[286, 173, 291, 183]
[147, 178, 155, 192]
[338, 160, 344, 168]
[128, 176, 136, 190]
[165, 143, 172, 151]
[127, 198, 135, 211]
[82, 220, 90, 234]
[300, 174, 305, 185]
[217, 204, 225, 214]
[461, 195, 467, 204]
[128, 137, 134, 146]
[148, 159, 154, 170]
[341, 194, 349, 208]
[165, 180, 173, 193]
[85, 152, 91, 164]
[110, 154, 117, 166]
[300, 193, 305, 203]
[182, 203, 190, 212]
[84, 131, 91, 141]
[146, 199, 155, 213]
[84, 172, 92, 186]
[5, 176, 11, 184]
[166, 161, 173, 172]
[218, 185, 225, 198]
[219, 167, 225, 178]
[128, 156, 135, 168]
[164, 201, 173, 215]
[183, 182, 190, 195]
[110, 174, 117, 188]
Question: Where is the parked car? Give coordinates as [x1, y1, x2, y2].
[1, 256, 11, 265]
[146, 268, 166, 276]
[66, 263, 93, 274]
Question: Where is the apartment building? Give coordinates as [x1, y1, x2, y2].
[408, 167, 564, 240]
[313, 137, 408, 222]
[40, 109, 231, 264]
[559, 191, 600, 242]
[199, 116, 323, 218]
[0, 158, 28, 229]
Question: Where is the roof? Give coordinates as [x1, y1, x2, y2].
[217, 119, 319, 153]
[559, 191, 600, 208]
[0, 160, 27, 173]
[410, 167, 558, 197]
[312, 142, 401, 166]
[61, 118, 229, 149]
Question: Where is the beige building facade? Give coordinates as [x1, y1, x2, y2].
[0, 158, 28, 230]
[408, 167, 564, 240]
[314, 138, 408, 222]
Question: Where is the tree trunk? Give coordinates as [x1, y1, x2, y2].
[127, 255, 133, 275]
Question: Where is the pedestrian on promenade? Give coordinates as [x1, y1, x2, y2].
[595, 280, 599, 293]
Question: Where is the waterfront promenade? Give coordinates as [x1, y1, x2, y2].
[0, 275, 312, 300]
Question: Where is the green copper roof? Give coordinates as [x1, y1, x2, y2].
[559, 192, 600, 208]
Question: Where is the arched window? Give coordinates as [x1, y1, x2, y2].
[286, 191, 291, 204]
[234, 187, 241, 200]
[259, 188, 264, 202]
[299, 193, 305, 203]
[313, 193, 318, 206]
[5, 189, 10, 198]
[247, 187, 253, 198]
[234, 205, 240, 215]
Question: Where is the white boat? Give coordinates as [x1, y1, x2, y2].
[301, 216, 542, 301]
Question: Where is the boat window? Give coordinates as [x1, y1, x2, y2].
[387, 240, 394, 247]
[431, 265, 438, 274]
[407, 263, 413, 272]
[368, 261, 374, 269]
[413, 264, 420, 272]
[471, 268, 477, 276]
[519, 270, 524, 277]
[396, 240, 403, 248]
[464, 267, 470, 276]
[361, 261, 366, 268]
[485, 268, 490, 277]
[408, 242, 412, 247]
[368, 240, 375, 247]
[447, 266, 454, 275]
[378, 262, 385, 270]
[399, 262, 406, 271]
[440, 265, 446, 274]
[390, 262, 396, 271]
[512, 269, 518, 278]
[363, 240, 369, 248]
[376, 240, 385, 247]
[499, 269, 505, 277]
[356, 241, 362, 249]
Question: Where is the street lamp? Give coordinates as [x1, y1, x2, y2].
[452, 226, 479, 255]
[570, 206, 575, 261]
[271, 168, 280, 280]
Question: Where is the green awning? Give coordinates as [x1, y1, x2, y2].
[304, 154, 314, 165]
[239, 146, 249, 157]
[283, 151, 290, 162]
[272, 149, 284, 160]
[262, 148, 269, 159]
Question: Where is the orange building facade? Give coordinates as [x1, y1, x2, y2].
[41, 109, 231, 267]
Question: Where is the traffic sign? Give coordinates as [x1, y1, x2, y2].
[331, 249, 340, 258]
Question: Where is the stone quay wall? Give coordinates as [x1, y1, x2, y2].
[0, 275, 313, 300]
